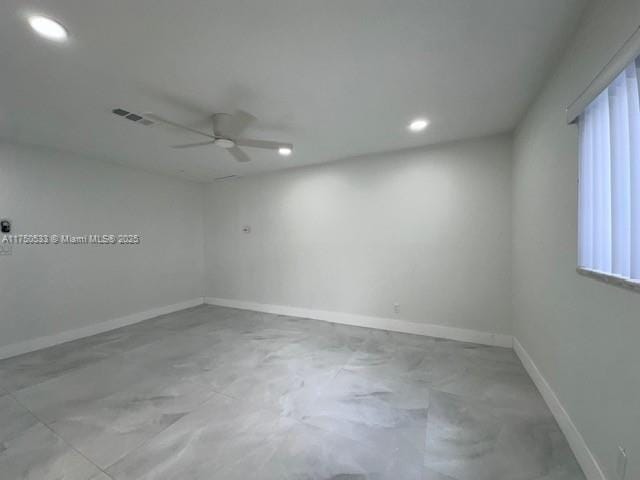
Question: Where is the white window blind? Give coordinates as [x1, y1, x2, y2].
[578, 57, 640, 281]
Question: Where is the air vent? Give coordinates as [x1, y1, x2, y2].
[112, 108, 155, 126]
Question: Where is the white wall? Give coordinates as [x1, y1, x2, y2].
[512, 0, 640, 478]
[204, 135, 513, 338]
[0, 142, 205, 350]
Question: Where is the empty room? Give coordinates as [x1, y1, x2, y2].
[0, 0, 638, 479]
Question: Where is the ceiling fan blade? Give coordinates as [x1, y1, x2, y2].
[171, 141, 216, 149]
[144, 113, 215, 139]
[227, 146, 251, 163]
[235, 138, 292, 150]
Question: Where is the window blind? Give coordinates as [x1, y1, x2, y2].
[578, 58, 640, 281]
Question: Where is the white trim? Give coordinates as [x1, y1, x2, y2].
[577, 267, 640, 293]
[204, 297, 513, 348]
[513, 338, 606, 480]
[0, 298, 205, 360]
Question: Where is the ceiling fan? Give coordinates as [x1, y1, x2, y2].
[144, 111, 293, 163]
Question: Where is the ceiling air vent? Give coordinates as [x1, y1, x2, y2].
[112, 108, 155, 126]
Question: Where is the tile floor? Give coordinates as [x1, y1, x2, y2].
[0, 305, 586, 480]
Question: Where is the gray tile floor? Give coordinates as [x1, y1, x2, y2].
[0, 305, 585, 480]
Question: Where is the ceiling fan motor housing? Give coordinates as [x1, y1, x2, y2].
[212, 113, 236, 137]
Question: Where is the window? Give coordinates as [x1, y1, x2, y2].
[578, 56, 640, 283]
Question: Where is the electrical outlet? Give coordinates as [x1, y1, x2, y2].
[393, 303, 400, 315]
[617, 446, 627, 480]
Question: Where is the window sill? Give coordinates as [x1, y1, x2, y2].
[577, 267, 640, 293]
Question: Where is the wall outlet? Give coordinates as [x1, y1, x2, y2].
[617, 446, 627, 480]
[393, 303, 400, 315]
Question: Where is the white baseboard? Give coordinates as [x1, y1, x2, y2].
[513, 338, 606, 480]
[204, 297, 513, 348]
[0, 298, 205, 360]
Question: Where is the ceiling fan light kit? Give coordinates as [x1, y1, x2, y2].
[214, 138, 235, 149]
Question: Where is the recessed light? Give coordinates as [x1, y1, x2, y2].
[408, 118, 429, 132]
[278, 147, 292, 156]
[28, 15, 68, 42]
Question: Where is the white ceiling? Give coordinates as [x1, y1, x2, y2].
[0, 0, 586, 182]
